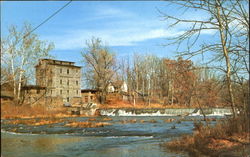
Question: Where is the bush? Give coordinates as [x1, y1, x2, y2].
[165, 115, 250, 157]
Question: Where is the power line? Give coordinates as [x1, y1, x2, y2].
[23, 0, 72, 38]
[5, 0, 72, 52]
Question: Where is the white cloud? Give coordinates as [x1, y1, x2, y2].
[94, 6, 134, 18]
[41, 5, 216, 51]
[43, 27, 185, 50]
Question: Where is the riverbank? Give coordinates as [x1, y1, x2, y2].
[1, 104, 96, 119]
[2, 102, 229, 119]
[164, 116, 250, 157]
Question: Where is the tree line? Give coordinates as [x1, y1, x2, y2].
[1, 0, 248, 124]
[81, 0, 249, 125]
[81, 38, 249, 112]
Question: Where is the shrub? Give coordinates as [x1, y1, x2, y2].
[165, 115, 250, 157]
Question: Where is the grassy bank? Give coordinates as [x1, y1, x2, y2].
[164, 116, 250, 157]
[1, 104, 94, 119]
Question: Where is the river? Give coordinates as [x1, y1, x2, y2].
[1, 116, 220, 157]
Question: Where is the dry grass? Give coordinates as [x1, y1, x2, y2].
[120, 119, 158, 124]
[87, 118, 97, 121]
[164, 118, 176, 123]
[5, 118, 64, 126]
[101, 117, 113, 121]
[65, 121, 111, 128]
[139, 119, 158, 123]
[148, 119, 158, 123]
[120, 119, 137, 124]
[1, 104, 96, 119]
[1, 104, 71, 119]
[165, 132, 249, 157]
[164, 117, 250, 157]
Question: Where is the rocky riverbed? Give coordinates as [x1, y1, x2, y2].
[1, 116, 221, 157]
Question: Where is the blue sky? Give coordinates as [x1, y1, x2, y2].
[2, 1, 216, 66]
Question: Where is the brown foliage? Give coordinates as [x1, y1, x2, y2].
[101, 117, 113, 121]
[5, 118, 64, 126]
[164, 57, 197, 106]
[101, 97, 200, 109]
[65, 121, 111, 128]
[120, 119, 137, 124]
[165, 117, 250, 157]
[164, 118, 175, 123]
[87, 118, 97, 121]
[1, 104, 69, 119]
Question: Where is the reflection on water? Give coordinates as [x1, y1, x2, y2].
[2, 134, 84, 157]
[33, 136, 82, 152]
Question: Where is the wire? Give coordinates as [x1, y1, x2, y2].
[23, 0, 72, 38]
[5, 0, 72, 52]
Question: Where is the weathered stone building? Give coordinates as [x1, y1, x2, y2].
[35, 59, 81, 107]
[22, 85, 47, 106]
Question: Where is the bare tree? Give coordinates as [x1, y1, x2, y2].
[81, 37, 117, 104]
[1, 23, 54, 105]
[160, 0, 249, 118]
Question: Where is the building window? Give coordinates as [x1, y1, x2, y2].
[85, 96, 88, 102]
[76, 81, 78, 85]
[90, 96, 93, 100]
[51, 90, 53, 94]
[67, 97, 69, 102]
[67, 69, 69, 74]
[60, 69, 62, 73]
[60, 80, 62, 84]
[67, 80, 69, 85]
[48, 79, 52, 86]
[37, 89, 40, 94]
[60, 90, 62, 94]
[67, 90, 69, 94]
[76, 90, 78, 94]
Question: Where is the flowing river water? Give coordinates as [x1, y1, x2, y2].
[1, 113, 225, 157]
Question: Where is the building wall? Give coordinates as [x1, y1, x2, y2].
[35, 59, 81, 107]
[45, 96, 64, 108]
[81, 92, 97, 103]
[0, 97, 14, 106]
[23, 88, 46, 107]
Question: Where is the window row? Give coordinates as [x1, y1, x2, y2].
[59, 80, 79, 85]
[84, 96, 94, 102]
[59, 68, 79, 74]
[50, 90, 80, 95]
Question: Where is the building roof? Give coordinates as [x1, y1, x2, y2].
[0, 95, 14, 99]
[40, 58, 75, 63]
[81, 89, 99, 93]
[47, 63, 82, 68]
[0, 91, 14, 98]
[22, 85, 46, 90]
[1, 82, 13, 91]
[35, 58, 82, 68]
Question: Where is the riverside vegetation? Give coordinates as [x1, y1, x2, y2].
[164, 116, 250, 157]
